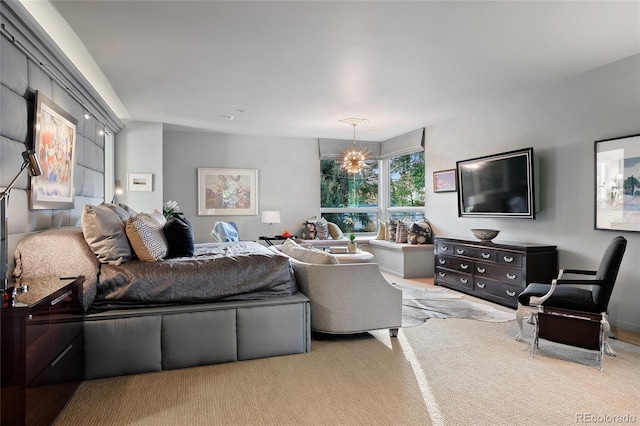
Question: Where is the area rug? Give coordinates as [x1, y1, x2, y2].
[392, 283, 516, 327]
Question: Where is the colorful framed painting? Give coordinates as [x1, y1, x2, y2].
[594, 134, 640, 232]
[433, 169, 456, 193]
[197, 168, 258, 216]
[31, 91, 78, 209]
[127, 173, 153, 192]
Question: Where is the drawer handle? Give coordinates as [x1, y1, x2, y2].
[476, 282, 486, 289]
[51, 344, 73, 368]
[440, 245, 448, 251]
[456, 249, 465, 254]
[51, 290, 72, 306]
[506, 273, 517, 280]
[438, 272, 446, 277]
[481, 253, 491, 259]
[476, 267, 486, 273]
[460, 278, 468, 284]
[460, 263, 469, 270]
[439, 259, 446, 265]
[506, 289, 516, 297]
[503, 256, 514, 263]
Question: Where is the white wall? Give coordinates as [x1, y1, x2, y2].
[162, 131, 319, 243]
[425, 54, 640, 332]
[114, 122, 164, 213]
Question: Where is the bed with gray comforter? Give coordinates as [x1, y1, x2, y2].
[13, 228, 310, 379]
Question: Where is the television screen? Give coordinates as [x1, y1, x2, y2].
[457, 147, 535, 219]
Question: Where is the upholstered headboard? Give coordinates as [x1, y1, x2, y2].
[1, 2, 122, 279]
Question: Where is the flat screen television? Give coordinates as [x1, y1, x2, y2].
[457, 147, 536, 219]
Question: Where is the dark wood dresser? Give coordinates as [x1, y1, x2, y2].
[434, 237, 557, 309]
[1, 276, 84, 426]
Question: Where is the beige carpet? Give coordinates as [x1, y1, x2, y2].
[54, 302, 640, 425]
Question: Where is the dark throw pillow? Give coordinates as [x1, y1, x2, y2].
[164, 215, 195, 258]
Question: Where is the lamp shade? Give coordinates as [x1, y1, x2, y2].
[261, 211, 281, 224]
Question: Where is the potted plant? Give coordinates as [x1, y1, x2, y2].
[348, 233, 357, 253]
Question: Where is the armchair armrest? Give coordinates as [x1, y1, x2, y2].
[529, 269, 601, 306]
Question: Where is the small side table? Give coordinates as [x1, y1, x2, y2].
[259, 235, 296, 246]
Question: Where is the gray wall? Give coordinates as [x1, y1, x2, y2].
[114, 121, 164, 213]
[162, 131, 319, 243]
[425, 54, 640, 332]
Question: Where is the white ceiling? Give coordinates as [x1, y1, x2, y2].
[44, 0, 639, 141]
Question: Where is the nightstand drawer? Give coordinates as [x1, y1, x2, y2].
[26, 318, 83, 384]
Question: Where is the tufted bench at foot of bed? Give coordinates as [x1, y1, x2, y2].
[83, 293, 311, 380]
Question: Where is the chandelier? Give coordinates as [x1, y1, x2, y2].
[341, 122, 368, 174]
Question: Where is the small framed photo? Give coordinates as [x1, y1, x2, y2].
[198, 168, 258, 216]
[127, 173, 153, 192]
[433, 169, 457, 193]
[594, 134, 640, 232]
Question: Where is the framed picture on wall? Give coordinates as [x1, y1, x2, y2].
[127, 173, 153, 191]
[594, 134, 640, 232]
[197, 168, 258, 216]
[433, 169, 457, 193]
[31, 91, 78, 209]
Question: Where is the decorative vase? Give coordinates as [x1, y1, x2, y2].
[347, 242, 357, 253]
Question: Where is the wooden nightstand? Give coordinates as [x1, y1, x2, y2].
[1, 276, 84, 426]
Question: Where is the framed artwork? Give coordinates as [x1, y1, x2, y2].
[31, 91, 78, 209]
[594, 134, 640, 233]
[198, 168, 258, 216]
[127, 173, 153, 191]
[433, 169, 456, 193]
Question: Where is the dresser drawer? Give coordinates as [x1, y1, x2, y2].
[435, 241, 454, 256]
[474, 278, 520, 305]
[453, 245, 496, 262]
[473, 263, 524, 286]
[497, 251, 523, 267]
[436, 255, 473, 273]
[436, 268, 473, 290]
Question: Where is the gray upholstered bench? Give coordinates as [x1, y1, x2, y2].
[367, 239, 434, 278]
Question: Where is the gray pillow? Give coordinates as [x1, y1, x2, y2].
[82, 204, 132, 265]
[280, 239, 338, 264]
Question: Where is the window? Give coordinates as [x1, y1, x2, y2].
[320, 150, 425, 233]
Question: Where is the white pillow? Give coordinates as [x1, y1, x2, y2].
[280, 239, 339, 264]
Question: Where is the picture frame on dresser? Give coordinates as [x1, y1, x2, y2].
[31, 91, 78, 210]
[594, 134, 640, 233]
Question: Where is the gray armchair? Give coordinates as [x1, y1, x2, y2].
[289, 258, 402, 337]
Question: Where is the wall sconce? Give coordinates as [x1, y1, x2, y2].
[111, 180, 123, 204]
[1, 150, 42, 290]
[261, 211, 281, 237]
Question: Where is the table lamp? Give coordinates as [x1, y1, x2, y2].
[261, 211, 281, 237]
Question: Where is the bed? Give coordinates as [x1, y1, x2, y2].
[13, 227, 311, 380]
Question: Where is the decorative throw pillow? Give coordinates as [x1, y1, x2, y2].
[375, 220, 387, 240]
[315, 217, 330, 240]
[164, 215, 195, 258]
[150, 209, 167, 226]
[301, 217, 318, 240]
[388, 219, 398, 242]
[126, 213, 169, 261]
[280, 238, 339, 264]
[81, 203, 132, 265]
[118, 202, 138, 217]
[407, 219, 433, 244]
[327, 222, 344, 240]
[101, 202, 130, 225]
[395, 220, 409, 243]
